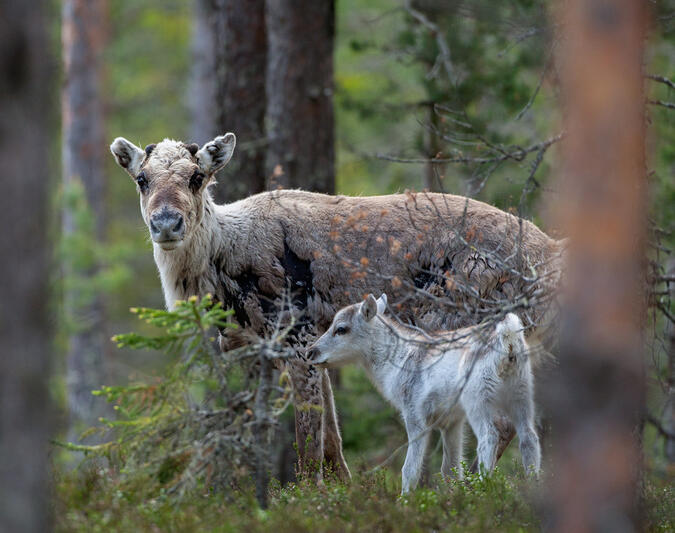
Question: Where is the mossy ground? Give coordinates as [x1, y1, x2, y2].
[54, 460, 673, 533]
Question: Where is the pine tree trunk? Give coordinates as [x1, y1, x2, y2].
[665, 258, 675, 462]
[265, 0, 335, 193]
[189, 0, 218, 146]
[62, 0, 109, 436]
[0, 1, 52, 530]
[205, 0, 267, 203]
[265, 0, 349, 483]
[547, 1, 647, 530]
[424, 104, 444, 192]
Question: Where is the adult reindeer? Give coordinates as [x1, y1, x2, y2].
[110, 132, 563, 482]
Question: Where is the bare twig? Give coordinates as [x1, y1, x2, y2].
[646, 74, 675, 90]
[648, 99, 675, 110]
[404, 0, 453, 82]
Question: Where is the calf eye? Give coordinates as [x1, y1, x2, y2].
[334, 325, 349, 336]
[189, 171, 205, 192]
[136, 172, 148, 194]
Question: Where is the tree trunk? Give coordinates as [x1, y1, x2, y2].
[0, 1, 52, 530]
[62, 0, 109, 437]
[424, 104, 444, 192]
[265, 0, 348, 483]
[546, 1, 647, 531]
[265, 0, 335, 193]
[254, 349, 274, 508]
[665, 257, 675, 462]
[202, 0, 267, 203]
[189, 0, 218, 146]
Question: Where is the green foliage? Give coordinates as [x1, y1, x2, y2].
[58, 180, 134, 335]
[335, 0, 555, 213]
[54, 295, 289, 496]
[54, 464, 674, 532]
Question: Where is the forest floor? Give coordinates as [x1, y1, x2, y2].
[54, 462, 673, 532]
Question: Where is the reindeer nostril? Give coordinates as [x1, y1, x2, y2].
[306, 347, 319, 360]
[173, 215, 183, 233]
[150, 219, 159, 234]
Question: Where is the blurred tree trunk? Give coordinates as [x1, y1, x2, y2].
[546, 1, 647, 531]
[194, 0, 267, 204]
[62, 0, 109, 437]
[424, 104, 444, 192]
[665, 257, 675, 462]
[189, 0, 217, 146]
[265, 0, 335, 193]
[0, 0, 52, 530]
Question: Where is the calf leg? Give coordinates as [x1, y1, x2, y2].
[469, 417, 515, 473]
[401, 418, 430, 494]
[320, 369, 351, 481]
[288, 359, 325, 482]
[517, 423, 541, 475]
[467, 414, 500, 474]
[511, 394, 541, 475]
[441, 421, 464, 479]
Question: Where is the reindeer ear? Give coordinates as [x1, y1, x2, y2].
[110, 137, 145, 177]
[376, 293, 387, 314]
[196, 133, 236, 174]
[361, 294, 378, 322]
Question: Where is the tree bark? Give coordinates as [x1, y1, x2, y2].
[265, 0, 335, 193]
[0, 0, 52, 530]
[200, 0, 267, 203]
[665, 257, 675, 462]
[265, 0, 348, 482]
[62, 0, 109, 436]
[546, 1, 647, 531]
[189, 0, 218, 146]
[424, 104, 444, 192]
[254, 349, 274, 508]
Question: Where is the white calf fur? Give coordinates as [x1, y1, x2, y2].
[308, 294, 541, 493]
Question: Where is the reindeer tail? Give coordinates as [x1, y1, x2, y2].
[495, 313, 528, 366]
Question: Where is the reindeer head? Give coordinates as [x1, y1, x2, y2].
[110, 134, 236, 251]
[307, 294, 388, 367]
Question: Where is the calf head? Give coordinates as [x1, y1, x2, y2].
[307, 294, 387, 367]
[110, 133, 236, 250]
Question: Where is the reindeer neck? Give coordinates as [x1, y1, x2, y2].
[358, 320, 408, 397]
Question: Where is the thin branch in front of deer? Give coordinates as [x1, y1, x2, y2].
[645, 412, 675, 440]
[374, 132, 564, 166]
[646, 74, 675, 91]
[515, 49, 553, 121]
[648, 99, 675, 110]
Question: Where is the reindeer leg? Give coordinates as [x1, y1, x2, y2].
[469, 417, 516, 473]
[320, 369, 351, 482]
[288, 358, 324, 483]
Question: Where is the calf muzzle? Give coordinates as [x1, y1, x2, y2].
[305, 346, 320, 361]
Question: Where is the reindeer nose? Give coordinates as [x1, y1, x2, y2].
[306, 346, 320, 361]
[150, 208, 184, 243]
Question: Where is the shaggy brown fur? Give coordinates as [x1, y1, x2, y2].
[110, 135, 563, 482]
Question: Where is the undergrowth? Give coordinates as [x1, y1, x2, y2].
[53, 464, 673, 533]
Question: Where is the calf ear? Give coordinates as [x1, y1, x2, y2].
[196, 133, 236, 174]
[376, 294, 388, 314]
[110, 137, 145, 177]
[361, 294, 378, 322]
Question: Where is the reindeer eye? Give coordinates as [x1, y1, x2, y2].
[136, 172, 148, 194]
[189, 171, 205, 192]
[334, 325, 349, 336]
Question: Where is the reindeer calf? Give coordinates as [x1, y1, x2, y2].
[307, 294, 541, 493]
